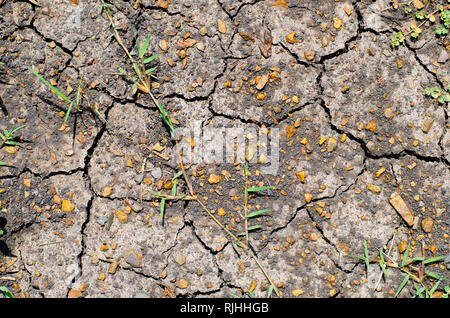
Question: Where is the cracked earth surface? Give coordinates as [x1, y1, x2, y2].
[0, 0, 448, 298]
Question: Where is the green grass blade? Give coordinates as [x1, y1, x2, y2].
[172, 171, 183, 180]
[379, 250, 387, 277]
[413, 282, 424, 298]
[247, 186, 274, 192]
[0, 161, 13, 167]
[157, 101, 174, 138]
[347, 254, 366, 261]
[75, 83, 82, 107]
[160, 198, 166, 221]
[146, 67, 156, 75]
[10, 125, 25, 134]
[140, 32, 152, 59]
[28, 67, 73, 104]
[425, 270, 448, 281]
[171, 178, 178, 196]
[171, 182, 177, 196]
[143, 53, 163, 64]
[64, 102, 74, 123]
[401, 243, 410, 268]
[170, 172, 182, 196]
[94, 109, 108, 123]
[247, 225, 262, 232]
[429, 280, 441, 295]
[5, 141, 20, 146]
[418, 288, 425, 298]
[423, 255, 446, 265]
[268, 285, 274, 297]
[364, 241, 370, 274]
[246, 208, 271, 219]
[395, 274, 410, 297]
[157, 100, 168, 117]
[0, 286, 13, 298]
[231, 242, 240, 254]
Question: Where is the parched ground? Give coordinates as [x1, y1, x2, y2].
[0, 0, 448, 298]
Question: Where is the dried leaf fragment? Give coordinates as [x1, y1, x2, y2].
[389, 194, 414, 226]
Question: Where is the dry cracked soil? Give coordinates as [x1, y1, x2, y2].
[0, 0, 449, 299]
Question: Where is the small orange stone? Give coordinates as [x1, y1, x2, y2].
[287, 126, 297, 139]
[217, 19, 227, 34]
[310, 232, 320, 241]
[286, 32, 296, 44]
[208, 174, 221, 184]
[295, 171, 306, 182]
[97, 273, 106, 281]
[67, 289, 82, 298]
[398, 241, 408, 253]
[318, 137, 327, 146]
[102, 186, 113, 197]
[76, 132, 86, 144]
[292, 289, 304, 297]
[61, 200, 75, 213]
[376, 167, 386, 177]
[333, 17, 343, 29]
[421, 217, 433, 233]
[23, 178, 31, 188]
[304, 193, 313, 203]
[115, 210, 128, 224]
[53, 195, 62, 205]
[176, 279, 189, 289]
[365, 121, 377, 132]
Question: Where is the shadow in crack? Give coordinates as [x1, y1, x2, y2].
[0, 216, 12, 256]
[0, 96, 8, 116]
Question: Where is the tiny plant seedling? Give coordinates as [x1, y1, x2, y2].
[28, 67, 107, 123]
[425, 85, 450, 104]
[390, 3, 450, 48]
[349, 241, 449, 298]
[0, 125, 24, 167]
